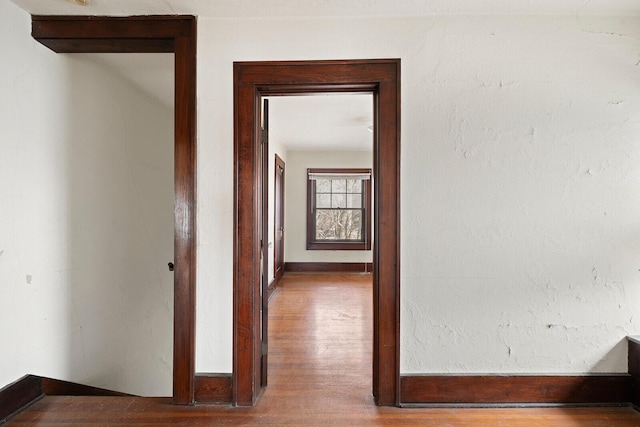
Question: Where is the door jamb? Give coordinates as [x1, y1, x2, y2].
[31, 15, 197, 405]
[274, 154, 286, 286]
[233, 59, 401, 406]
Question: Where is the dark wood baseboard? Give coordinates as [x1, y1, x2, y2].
[628, 336, 640, 407]
[194, 374, 232, 403]
[284, 262, 372, 273]
[0, 375, 43, 423]
[41, 377, 133, 397]
[267, 278, 277, 300]
[1, 374, 141, 422]
[400, 375, 631, 406]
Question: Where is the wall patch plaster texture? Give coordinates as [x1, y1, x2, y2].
[196, 15, 640, 374]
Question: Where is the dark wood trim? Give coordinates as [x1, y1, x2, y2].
[31, 15, 193, 53]
[628, 336, 640, 377]
[267, 278, 277, 300]
[306, 168, 372, 251]
[400, 375, 631, 406]
[260, 99, 270, 389]
[172, 16, 198, 407]
[0, 375, 43, 423]
[1, 374, 139, 421]
[274, 154, 286, 283]
[194, 374, 233, 404]
[40, 377, 133, 397]
[632, 377, 640, 409]
[234, 59, 401, 406]
[628, 336, 640, 407]
[31, 15, 198, 406]
[285, 262, 373, 273]
[29, 38, 175, 54]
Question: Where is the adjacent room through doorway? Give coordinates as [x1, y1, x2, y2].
[261, 93, 374, 401]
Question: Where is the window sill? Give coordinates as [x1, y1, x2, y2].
[307, 241, 371, 251]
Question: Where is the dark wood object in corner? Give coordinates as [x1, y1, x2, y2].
[31, 15, 198, 406]
[0, 375, 42, 423]
[628, 336, 640, 407]
[194, 374, 233, 403]
[400, 375, 631, 406]
[285, 262, 373, 273]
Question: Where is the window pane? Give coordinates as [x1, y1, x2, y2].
[332, 179, 346, 193]
[347, 194, 362, 208]
[315, 209, 362, 241]
[332, 194, 346, 208]
[315, 209, 336, 240]
[316, 179, 331, 193]
[346, 210, 362, 239]
[316, 194, 331, 208]
[346, 179, 362, 193]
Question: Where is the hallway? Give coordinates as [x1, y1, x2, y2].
[7, 273, 640, 426]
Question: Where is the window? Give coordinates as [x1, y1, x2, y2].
[307, 168, 372, 250]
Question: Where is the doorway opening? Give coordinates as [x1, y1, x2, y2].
[262, 93, 374, 395]
[31, 15, 197, 405]
[233, 59, 401, 406]
[267, 93, 373, 263]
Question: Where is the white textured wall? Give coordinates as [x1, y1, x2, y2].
[283, 150, 373, 264]
[0, 2, 174, 395]
[196, 15, 640, 374]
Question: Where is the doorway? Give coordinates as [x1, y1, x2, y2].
[233, 59, 401, 406]
[31, 15, 197, 405]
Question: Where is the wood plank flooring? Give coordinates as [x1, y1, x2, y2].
[7, 272, 640, 426]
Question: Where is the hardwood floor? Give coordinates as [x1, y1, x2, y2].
[7, 272, 640, 426]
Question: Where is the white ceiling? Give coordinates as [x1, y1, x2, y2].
[11, 0, 640, 17]
[12, 0, 640, 152]
[268, 95, 373, 152]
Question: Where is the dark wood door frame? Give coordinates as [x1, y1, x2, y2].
[260, 98, 270, 388]
[233, 59, 401, 406]
[30, 15, 197, 405]
[274, 154, 285, 285]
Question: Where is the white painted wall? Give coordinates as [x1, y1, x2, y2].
[196, 15, 640, 374]
[0, 1, 174, 395]
[3, 2, 640, 388]
[283, 150, 373, 264]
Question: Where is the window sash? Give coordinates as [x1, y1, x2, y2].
[314, 208, 364, 241]
[307, 168, 372, 251]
